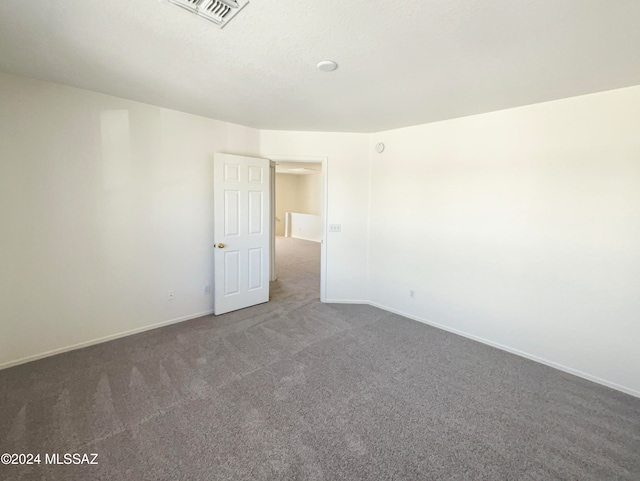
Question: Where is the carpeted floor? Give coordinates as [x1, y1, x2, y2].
[1, 236, 639, 480]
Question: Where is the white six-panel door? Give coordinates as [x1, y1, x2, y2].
[214, 153, 270, 315]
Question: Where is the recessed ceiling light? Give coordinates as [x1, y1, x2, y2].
[317, 60, 338, 72]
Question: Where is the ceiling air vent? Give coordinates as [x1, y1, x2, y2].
[169, 0, 249, 28]
[169, 0, 200, 13]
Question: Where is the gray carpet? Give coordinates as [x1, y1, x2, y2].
[1, 236, 639, 480]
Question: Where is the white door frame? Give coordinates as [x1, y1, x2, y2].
[268, 154, 328, 303]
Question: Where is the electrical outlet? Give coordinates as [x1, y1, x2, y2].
[409, 290, 415, 299]
[168, 290, 175, 301]
[329, 224, 342, 233]
[204, 284, 211, 294]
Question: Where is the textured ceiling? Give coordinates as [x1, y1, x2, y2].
[1, 0, 639, 132]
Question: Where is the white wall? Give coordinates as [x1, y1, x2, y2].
[261, 131, 370, 302]
[288, 213, 322, 242]
[0, 72, 260, 368]
[368, 86, 640, 396]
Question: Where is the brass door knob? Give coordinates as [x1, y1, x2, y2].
[217, 243, 225, 248]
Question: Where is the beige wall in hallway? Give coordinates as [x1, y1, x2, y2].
[275, 174, 299, 236]
[275, 173, 322, 236]
[299, 174, 322, 215]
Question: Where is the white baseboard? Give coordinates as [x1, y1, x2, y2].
[368, 301, 640, 399]
[0, 309, 215, 371]
[4, 298, 639, 400]
[325, 299, 369, 304]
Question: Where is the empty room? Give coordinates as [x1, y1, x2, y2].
[1, 1, 639, 480]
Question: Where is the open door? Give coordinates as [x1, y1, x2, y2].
[214, 153, 271, 315]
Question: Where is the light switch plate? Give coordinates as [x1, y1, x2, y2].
[329, 224, 342, 232]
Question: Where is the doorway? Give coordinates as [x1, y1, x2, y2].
[268, 155, 327, 302]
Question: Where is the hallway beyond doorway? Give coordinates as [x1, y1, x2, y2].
[271, 236, 320, 302]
